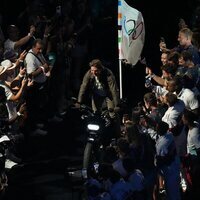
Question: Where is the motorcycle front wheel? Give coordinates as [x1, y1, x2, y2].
[83, 142, 93, 169]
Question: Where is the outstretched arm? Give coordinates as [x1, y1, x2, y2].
[14, 25, 35, 50]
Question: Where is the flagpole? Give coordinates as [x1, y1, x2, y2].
[118, 0, 145, 99]
[119, 59, 123, 99]
[118, 0, 123, 99]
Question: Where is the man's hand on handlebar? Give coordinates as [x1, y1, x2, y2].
[74, 102, 81, 109]
[70, 97, 81, 109]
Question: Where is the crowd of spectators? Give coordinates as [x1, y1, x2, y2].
[83, 17, 200, 200]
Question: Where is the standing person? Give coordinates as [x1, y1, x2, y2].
[155, 121, 181, 200]
[166, 76, 199, 115]
[24, 39, 51, 136]
[182, 109, 200, 198]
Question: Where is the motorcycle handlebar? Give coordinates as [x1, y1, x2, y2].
[70, 96, 120, 116]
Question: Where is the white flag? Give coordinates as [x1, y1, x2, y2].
[120, 0, 145, 66]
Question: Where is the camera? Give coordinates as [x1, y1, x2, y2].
[93, 162, 99, 173]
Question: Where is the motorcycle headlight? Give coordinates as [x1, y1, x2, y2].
[87, 124, 100, 131]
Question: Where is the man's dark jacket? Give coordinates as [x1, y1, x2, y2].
[78, 67, 120, 107]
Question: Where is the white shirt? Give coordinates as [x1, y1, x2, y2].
[162, 100, 185, 129]
[0, 81, 17, 120]
[187, 122, 200, 156]
[4, 39, 19, 56]
[177, 88, 199, 110]
[25, 50, 47, 83]
[152, 85, 168, 98]
[94, 76, 106, 96]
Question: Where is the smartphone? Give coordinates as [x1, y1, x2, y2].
[93, 162, 99, 173]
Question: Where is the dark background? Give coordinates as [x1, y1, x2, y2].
[0, 1, 200, 199]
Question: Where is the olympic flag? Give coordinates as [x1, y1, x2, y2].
[118, 0, 145, 66]
[118, 0, 145, 98]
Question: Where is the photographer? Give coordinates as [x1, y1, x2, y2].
[24, 39, 51, 136]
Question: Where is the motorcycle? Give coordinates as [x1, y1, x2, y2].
[82, 106, 114, 171]
[70, 98, 118, 179]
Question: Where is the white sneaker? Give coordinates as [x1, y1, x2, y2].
[5, 159, 18, 169]
[180, 172, 187, 192]
[181, 177, 187, 192]
[30, 128, 48, 136]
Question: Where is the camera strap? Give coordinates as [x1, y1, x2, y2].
[28, 52, 46, 65]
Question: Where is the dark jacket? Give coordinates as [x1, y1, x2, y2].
[78, 67, 120, 107]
